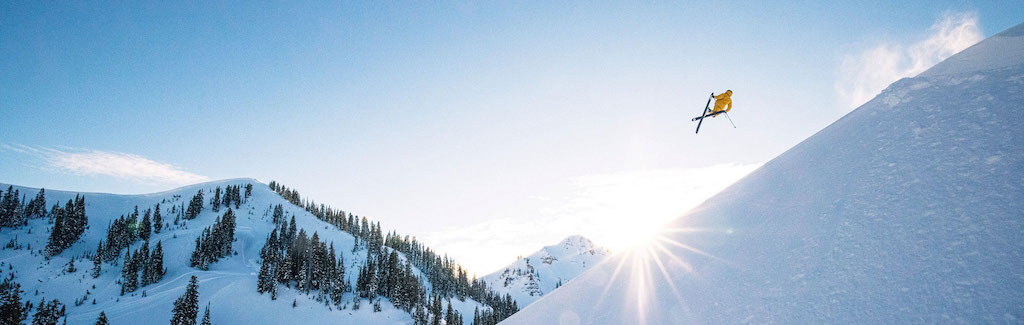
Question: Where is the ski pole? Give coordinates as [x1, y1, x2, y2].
[724, 112, 736, 128]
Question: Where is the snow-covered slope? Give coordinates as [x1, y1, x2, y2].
[503, 22, 1024, 324]
[482, 235, 609, 307]
[0, 179, 486, 324]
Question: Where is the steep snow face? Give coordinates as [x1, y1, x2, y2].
[0, 179, 486, 324]
[483, 235, 609, 307]
[504, 22, 1024, 324]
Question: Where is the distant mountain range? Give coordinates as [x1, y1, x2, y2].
[483, 235, 609, 307]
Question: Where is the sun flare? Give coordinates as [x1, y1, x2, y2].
[586, 226, 733, 324]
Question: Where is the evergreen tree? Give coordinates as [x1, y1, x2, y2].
[44, 197, 87, 256]
[272, 205, 283, 225]
[189, 209, 235, 270]
[0, 277, 28, 325]
[43, 203, 65, 256]
[189, 237, 205, 270]
[127, 207, 139, 243]
[121, 249, 137, 294]
[445, 301, 455, 325]
[232, 185, 241, 209]
[65, 257, 76, 273]
[413, 305, 428, 325]
[430, 294, 442, 325]
[211, 187, 221, 213]
[308, 232, 322, 291]
[257, 229, 279, 299]
[0, 186, 5, 226]
[329, 244, 345, 305]
[94, 311, 108, 325]
[74, 195, 87, 233]
[170, 276, 199, 325]
[146, 241, 165, 285]
[0, 186, 23, 228]
[153, 203, 162, 234]
[92, 241, 102, 278]
[139, 241, 154, 287]
[184, 191, 203, 220]
[139, 209, 152, 241]
[26, 188, 46, 220]
[30, 299, 64, 325]
[101, 211, 143, 262]
[199, 303, 211, 325]
[285, 216, 296, 249]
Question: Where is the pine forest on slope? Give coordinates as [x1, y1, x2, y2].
[0, 179, 519, 324]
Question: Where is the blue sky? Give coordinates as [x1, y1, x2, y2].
[2, 1, 1022, 273]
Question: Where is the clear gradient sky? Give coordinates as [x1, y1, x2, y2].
[2, 1, 1022, 273]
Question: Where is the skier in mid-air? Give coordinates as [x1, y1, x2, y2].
[710, 90, 732, 117]
[693, 90, 735, 134]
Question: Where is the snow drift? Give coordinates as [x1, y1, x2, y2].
[503, 22, 1024, 324]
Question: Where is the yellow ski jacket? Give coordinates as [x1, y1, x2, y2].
[713, 90, 732, 112]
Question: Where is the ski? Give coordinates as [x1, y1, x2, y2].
[691, 110, 726, 121]
[695, 93, 714, 134]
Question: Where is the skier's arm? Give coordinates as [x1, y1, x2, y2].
[725, 101, 732, 112]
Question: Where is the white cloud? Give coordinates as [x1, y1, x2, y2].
[836, 12, 983, 110]
[2, 144, 209, 186]
[421, 163, 761, 274]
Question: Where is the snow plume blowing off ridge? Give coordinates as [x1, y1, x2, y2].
[835, 12, 982, 110]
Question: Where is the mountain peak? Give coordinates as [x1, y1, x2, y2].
[483, 236, 610, 307]
[558, 234, 592, 245]
[553, 235, 598, 251]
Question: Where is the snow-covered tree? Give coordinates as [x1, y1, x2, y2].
[257, 229, 280, 299]
[139, 209, 151, 241]
[94, 311, 108, 325]
[145, 241, 165, 285]
[153, 203, 162, 234]
[30, 299, 64, 325]
[200, 303, 211, 325]
[184, 191, 203, 220]
[120, 249, 137, 294]
[0, 277, 28, 325]
[189, 209, 236, 270]
[44, 196, 87, 256]
[170, 276, 199, 325]
[211, 187, 221, 213]
[92, 241, 103, 278]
